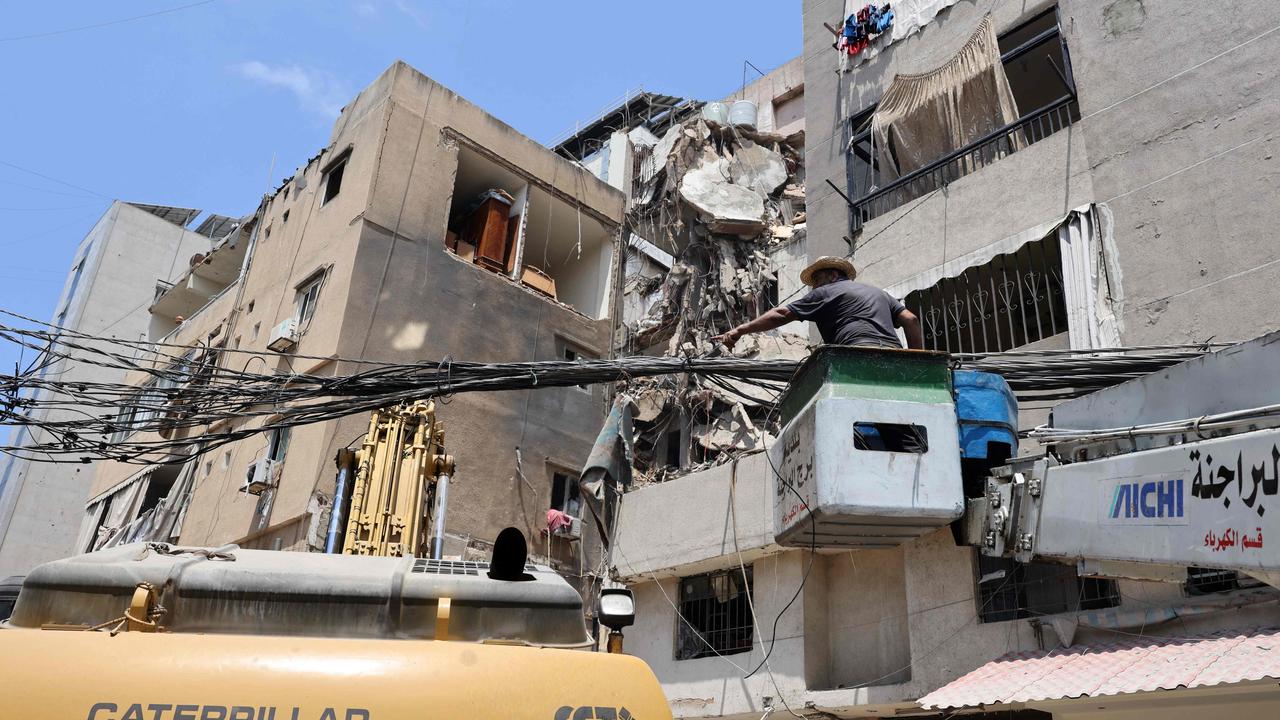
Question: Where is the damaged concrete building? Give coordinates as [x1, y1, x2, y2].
[608, 1, 1280, 719]
[0, 202, 236, 577]
[70, 61, 626, 591]
[554, 62, 810, 482]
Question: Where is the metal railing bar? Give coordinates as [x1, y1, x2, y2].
[853, 93, 1076, 211]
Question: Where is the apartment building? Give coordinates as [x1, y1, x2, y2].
[0, 201, 229, 577]
[611, 1, 1280, 718]
[76, 62, 625, 586]
[554, 62, 812, 477]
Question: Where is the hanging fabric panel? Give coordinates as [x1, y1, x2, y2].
[91, 469, 152, 551]
[871, 16, 1021, 181]
[1059, 205, 1123, 350]
[71, 501, 107, 556]
[146, 461, 197, 544]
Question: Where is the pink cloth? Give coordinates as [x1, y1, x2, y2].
[546, 508, 574, 534]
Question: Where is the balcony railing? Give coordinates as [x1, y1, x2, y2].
[851, 93, 1078, 228]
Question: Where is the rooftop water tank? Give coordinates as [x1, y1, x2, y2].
[771, 347, 964, 548]
[730, 100, 758, 130]
[701, 101, 729, 125]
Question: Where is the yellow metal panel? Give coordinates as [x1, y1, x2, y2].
[343, 402, 441, 557]
[0, 628, 672, 720]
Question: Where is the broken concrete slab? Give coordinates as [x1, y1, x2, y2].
[728, 140, 788, 197]
[679, 151, 766, 235]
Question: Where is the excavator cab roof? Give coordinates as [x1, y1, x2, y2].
[9, 542, 591, 646]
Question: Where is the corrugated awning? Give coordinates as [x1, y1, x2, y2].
[918, 626, 1280, 709]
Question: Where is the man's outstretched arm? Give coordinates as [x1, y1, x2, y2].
[896, 308, 924, 350]
[714, 306, 797, 350]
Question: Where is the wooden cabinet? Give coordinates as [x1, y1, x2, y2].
[461, 194, 512, 271]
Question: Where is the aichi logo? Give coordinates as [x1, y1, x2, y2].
[1107, 477, 1186, 524]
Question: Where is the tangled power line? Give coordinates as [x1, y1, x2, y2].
[0, 310, 1224, 465]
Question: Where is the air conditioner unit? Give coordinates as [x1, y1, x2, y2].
[266, 317, 298, 352]
[553, 515, 582, 540]
[241, 458, 279, 496]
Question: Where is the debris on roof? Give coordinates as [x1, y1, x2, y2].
[126, 202, 202, 228]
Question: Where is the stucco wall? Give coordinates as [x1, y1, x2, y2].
[803, 0, 1280, 345]
[86, 62, 625, 578]
[0, 202, 214, 574]
[723, 55, 806, 136]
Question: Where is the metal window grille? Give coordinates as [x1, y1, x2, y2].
[903, 235, 1067, 354]
[675, 568, 754, 660]
[977, 555, 1119, 623]
[846, 7, 1080, 227]
[1185, 567, 1266, 596]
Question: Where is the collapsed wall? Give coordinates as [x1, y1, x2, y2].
[619, 117, 809, 482]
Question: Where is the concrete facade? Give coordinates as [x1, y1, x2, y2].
[804, 0, 1280, 345]
[81, 62, 626, 585]
[0, 202, 217, 576]
[726, 56, 806, 138]
[612, 1, 1280, 718]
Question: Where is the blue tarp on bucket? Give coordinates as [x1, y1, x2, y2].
[953, 370, 1018, 460]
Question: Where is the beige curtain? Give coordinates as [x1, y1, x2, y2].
[90, 469, 152, 551]
[72, 501, 106, 555]
[871, 16, 1021, 181]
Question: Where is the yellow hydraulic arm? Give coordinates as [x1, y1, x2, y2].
[340, 401, 454, 557]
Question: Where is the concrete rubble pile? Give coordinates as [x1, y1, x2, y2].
[619, 117, 809, 483]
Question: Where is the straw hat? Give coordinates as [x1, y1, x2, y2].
[799, 256, 857, 286]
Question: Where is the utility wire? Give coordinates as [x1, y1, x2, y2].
[0, 309, 1225, 465]
[0, 0, 219, 43]
[0, 159, 110, 200]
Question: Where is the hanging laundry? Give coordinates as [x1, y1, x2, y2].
[546, 508, 575, 535]
[837, 3, 895, 58]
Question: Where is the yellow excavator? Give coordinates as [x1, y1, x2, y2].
[0, 402, 667, 720]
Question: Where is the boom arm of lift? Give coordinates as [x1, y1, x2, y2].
[967, 427, 1280, 589]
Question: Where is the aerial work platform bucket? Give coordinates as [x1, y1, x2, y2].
[771, 347, 964, 548]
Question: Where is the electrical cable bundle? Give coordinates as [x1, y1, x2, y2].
[0, 309, 1226, 465]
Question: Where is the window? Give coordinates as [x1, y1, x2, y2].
[1185, 567, 1265, 596]
[266, 427, 290, 463]
[853, 422, 928, 453]
[323, 157, 347, 204]
[676, 568, 754, 660]
[295, 274, 323, 326]
[976, 555, 1118, 623]
[64, 257, 87, 310]
[559, 339, 597, 390]
[246, 300, 255, 314]
[251, 322, 261, 341]
[901, 234, 1067, 353]
[112, 381, 162, 442]
[847, 6, 1079, 225]
[282, 209, 290, 224]
[550, 471, 581, 517]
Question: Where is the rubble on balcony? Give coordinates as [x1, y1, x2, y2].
[619, 117, 810, 485]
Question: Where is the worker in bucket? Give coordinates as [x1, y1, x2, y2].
[714, 256, 924, 352]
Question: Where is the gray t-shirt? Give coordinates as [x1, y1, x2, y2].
[786, 279, 905, 347]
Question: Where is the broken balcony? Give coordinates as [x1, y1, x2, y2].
[445, 145, 614, 320]
[149, 218, 250, 339]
